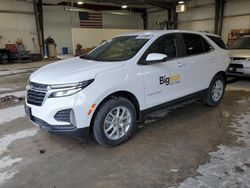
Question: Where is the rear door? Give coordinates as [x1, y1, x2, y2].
[180, 33, 215, 93]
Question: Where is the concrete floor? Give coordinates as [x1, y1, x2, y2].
[0, 62, 249, 188]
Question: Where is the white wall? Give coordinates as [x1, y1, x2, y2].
[221, 0, 250, 43]
[71, 28, 142, 54]
[43, 6, 79, 54]
[0, 0, 38, 53]
[148, 9, 168, 29]
[43, 6, 143, 54]
[103, 12, 143, 29]
[177, 0, 215, 33]
[176, 0, 250, 44]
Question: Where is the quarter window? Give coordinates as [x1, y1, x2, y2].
[207, 35, 227, 49]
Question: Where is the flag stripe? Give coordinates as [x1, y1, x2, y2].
[79, 25, 103, 28]
[80, 25, 103, 28]
[80, 22, 102, 24]
[89, 15, 102, 17]
[80, 24, 103, 26]
[79, 12, 103, 28]
[88, 16, 102, 18]
[80, 19, 102, 21]
[80, 21, 102, 23]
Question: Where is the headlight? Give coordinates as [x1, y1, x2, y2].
[49, 79, 94, 98]
[49, 88, 82, 98]
[49, 79, 94, 90]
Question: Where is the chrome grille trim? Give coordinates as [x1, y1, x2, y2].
[30, 82, 49, 91]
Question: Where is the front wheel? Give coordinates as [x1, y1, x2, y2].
[92, 97, 136, 147]
[204, 74, 226, 107]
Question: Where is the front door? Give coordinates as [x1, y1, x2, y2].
[141, 34, 189, 108]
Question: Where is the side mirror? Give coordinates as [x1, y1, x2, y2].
[144, 53, 167, 64]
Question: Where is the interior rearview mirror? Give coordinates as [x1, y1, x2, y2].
[144, 53, 167, 64]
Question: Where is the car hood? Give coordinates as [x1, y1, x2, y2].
[229, 49, 250, 58]
[30, 57, 125, 84]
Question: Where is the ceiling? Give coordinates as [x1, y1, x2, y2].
[42, 0, 186, 9]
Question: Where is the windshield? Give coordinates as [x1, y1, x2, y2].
[229, 37, 250, 50]
[80, 36, 150, 62]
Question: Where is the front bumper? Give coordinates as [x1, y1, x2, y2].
[25, 84, 97, 129]
[227, 60, 250, 77]
[25, 104, 89, 137]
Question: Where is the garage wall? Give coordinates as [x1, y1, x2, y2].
[43, 6, 143, 54]
[71, 28, 142, 55]
[0, 0, 38, 53]
[43, 6, 79, 55]
[147, 9, 168, 29]
[222, 0, 250, 43]
[177, 0, 250, 43]
[103, 12, 143, 29]
[177, 0, 215, 33]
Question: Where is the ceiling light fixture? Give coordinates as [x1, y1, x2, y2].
[178, 1, 184, 4]
[121, 5, 128, 9]
[77, 1, 84, 5]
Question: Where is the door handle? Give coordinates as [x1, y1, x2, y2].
[177, 62, 186, 67]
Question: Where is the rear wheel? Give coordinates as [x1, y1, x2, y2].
[204, 74, 225, 107]
[93, 97, 136, 147]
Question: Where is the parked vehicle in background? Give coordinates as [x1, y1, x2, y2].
[227, 35, 250, 77]
[25, 30, 230, 147]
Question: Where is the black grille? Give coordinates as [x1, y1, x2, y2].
[229, 64, 243, 68]
[30, 82, 48, 90]
[27, 90, 46, 106]
[54, 109, 72, 123]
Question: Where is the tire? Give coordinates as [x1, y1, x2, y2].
[92, 97, 136, 147]
[204, 74, 226, 107]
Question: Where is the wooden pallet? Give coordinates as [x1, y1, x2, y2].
[228, 29, 250, 45]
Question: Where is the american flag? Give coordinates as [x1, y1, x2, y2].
[79, 12, 103, 28]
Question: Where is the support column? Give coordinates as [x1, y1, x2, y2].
[172, 7, 178, 29]
[214, 0, 225, 35]
[38, 0, 44, 55]
[33, 0, 44, 56]
[214, 0, 220, 34]
[218, 0, 225, 36]
[142, 11, 148, 30]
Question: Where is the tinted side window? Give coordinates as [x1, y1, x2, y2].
[207, 35, 227, 49]
[183, 33, 212, 56]
[147, 35, 177, 60]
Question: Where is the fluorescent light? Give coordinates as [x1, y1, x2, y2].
[121, 5, 128, 9]
[176, 4, 186, 12]
[178, 1, 184, 4]
[77, 1, 84, 5]
[103, 11, 131, 15]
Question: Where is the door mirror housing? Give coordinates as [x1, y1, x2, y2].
[143, 53, 168, 65]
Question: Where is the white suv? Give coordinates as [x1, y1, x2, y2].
[25, 30, 230, 146]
